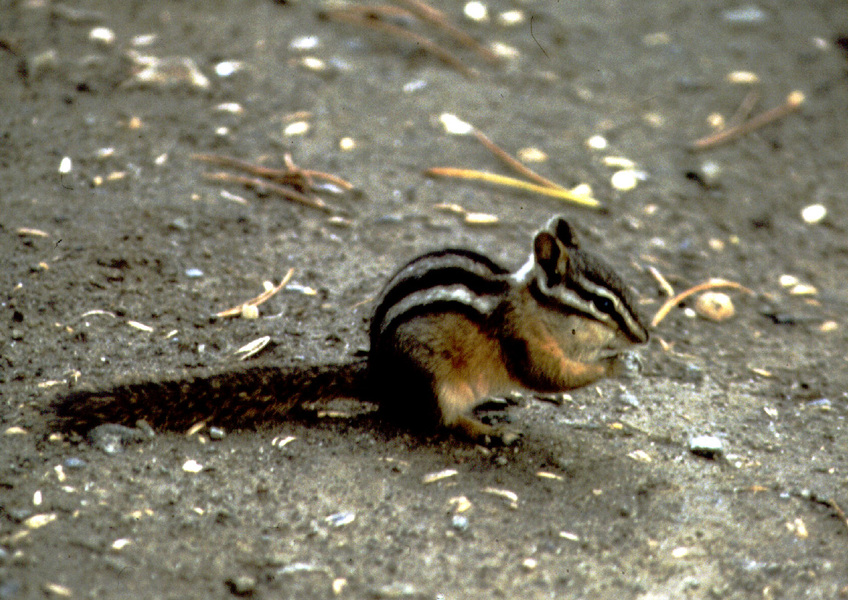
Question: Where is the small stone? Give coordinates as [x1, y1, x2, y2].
[439, 113, 473, 135]
[325, 511, 355, 527]
[182, 459, 203, 473]
[283, 121, 310, 136]
[290, 35, 319, 51]
[611, 169, 643, 191]
[89, 26, 115, 45]
[464, 1, 489, 22]
[422, 468, 458, 484]
[726, 70, 759, 84]
[698, 160, 722, 187]
[89, 424, 148, 455]
[586, 135, 608, 150]
[689, 435, 724, 458]
[208, 427, 226, 440]
[63, 457, 87, 470]
[25, 513, 57, 529]
[214, 60, 244, 78]
[451, 515, 468, 531]
[694, 291, 735, 321]
[800, 203, 826, 224]
[722, 4, 767, 24]
[497, 10, 525, 26]
[185, 268, 204, 278]
[617, 390, 640, 408]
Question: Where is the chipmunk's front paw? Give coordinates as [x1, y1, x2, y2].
[485, 428, 521, 447]
[453, 415, 521, 446]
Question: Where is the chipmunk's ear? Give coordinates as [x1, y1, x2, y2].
[547, 216, 580, 249]
[534, 231, 569, 286]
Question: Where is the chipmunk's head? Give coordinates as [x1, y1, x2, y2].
[529, 216, 649, 348]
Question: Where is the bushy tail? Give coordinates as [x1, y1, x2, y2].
[53, 360, 369, 433]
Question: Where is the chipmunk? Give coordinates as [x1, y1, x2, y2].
[55, 215, 648, 444]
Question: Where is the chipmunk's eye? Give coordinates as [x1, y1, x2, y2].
[595, 297, 614, 313]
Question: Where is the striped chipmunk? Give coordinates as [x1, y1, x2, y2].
[55, 215, 649, 445]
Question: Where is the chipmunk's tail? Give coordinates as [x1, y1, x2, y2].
[53, 360, 369, 433]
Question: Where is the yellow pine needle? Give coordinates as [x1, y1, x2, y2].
[425, 167, 602, 209]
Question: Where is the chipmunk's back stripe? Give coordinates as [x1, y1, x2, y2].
[373, 250, 509, 337]
[378, 284, 501, 337]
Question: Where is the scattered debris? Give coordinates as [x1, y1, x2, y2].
[194, 153, 351, 212]
[800, 203, 826, 224]
[235, 336, 271, 360]
[325, 511, 355, 527]
[689, 435, 724, 459]
[16, 227, 49, 237]
[692, 90, 804, 150]
[215, 268, 295, 319]
[422, 468, 458, 484]
[481, 486, 518, 509]
[321, 3, 489, 79]
[426, 119, 601, 208]
[694, 291, 735, 322]
[124, 51, 210, 90]
[182, 459, 203, 473]
[651, 278, 754, 328]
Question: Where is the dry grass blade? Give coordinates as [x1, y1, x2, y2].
[828, 499, 848, 534]
[647, 266, 675, 297]
[651, 278, 754, 328]
[425, 167, 602, 209]
[692, 91, 804, 151]
[193, 153, 298, 184]
[202, 172, 330, 212]
[216, 268, 295, 318]
[393, 0, 501, 63]
[283, 153, 353, 190]
[725, 89, 760, 130]
[323, 7, 476, 79]
[472, 130, 566, 191]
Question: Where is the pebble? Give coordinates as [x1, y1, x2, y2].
[696, 160, 722, 187]
[689, 435, 724, 458]
[464, 1, 489, 22]
[586, 135, 608, 150]
[617, 390, 640, 408]
[451, 515, 469, 531]
[694, 291, 735, 321]
[89, 26, 115, 45]
[722, 4, 767, 24]
[126, 53, 210, 90]
[63, 457, 87, 470]
[800, 203, 826, 224]
[89, 424, 149, 455]
[325, 511, 355, 527]
[185, 268, 204, 278]
[208, 426, 226, 440]
[289, 35, 319, 51]
[805, 398, 831, 410]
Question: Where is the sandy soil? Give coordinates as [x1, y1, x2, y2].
[2, 1, 848, 598]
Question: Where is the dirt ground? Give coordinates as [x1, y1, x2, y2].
[2, 1, 848, 598]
